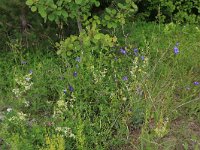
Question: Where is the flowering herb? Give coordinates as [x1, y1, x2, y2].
[73, 72, 78, 77]
[194, 81, 199, 85]
[134, 48, 138, 55]
[7, 108, 12, 112]
[25, 77, 31, 81]
[141, 56, 144, 61]
[63, 89, 67, 94]
[174, 46, 179, 54]
[21, 61, 27, 65]
[69, 85, 74, 92]
[29, 70, 33, 75]
[122, 76, 128, 81]
[120, 48, 127, 55]
[75, 57, 81, 62]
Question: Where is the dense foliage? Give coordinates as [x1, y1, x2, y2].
[135, 0, 200, 23]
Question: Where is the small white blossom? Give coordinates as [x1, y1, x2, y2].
[7, 108, 12, 112]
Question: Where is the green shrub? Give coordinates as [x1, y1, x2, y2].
[135, 0, 200, 24]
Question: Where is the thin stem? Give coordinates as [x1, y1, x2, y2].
[76, 10, 83, 34]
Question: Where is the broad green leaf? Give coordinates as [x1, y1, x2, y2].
[56, 10, 62, 16]
[112, 22, 118, 28]
[26, 0, 33, 6]
[62, 10, 68, 18]
[117, 3, 125, 9]
[48, 13, 55, 21]
[125, 0, 131, 3]
[105, 8, 111, 14]
[107, 23, 112, 28]
[57, 50, 62, 55]
[105, 15, 111, 20]
[95, 1, 100, 7]
[94, 34, 101, 40]
[75, 0, 82, 5]
[39, 7, 47, 18]
[111, 9, 117, 15]
[67, 51, 72, 56]
[31, 6, 37, 12]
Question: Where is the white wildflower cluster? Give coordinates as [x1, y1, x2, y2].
[53, 92, 76, 118]
[130, 55, 148, 79]
[54, 94, 68, 117]
[12, 71, 33, 98]
[140, 57, 148, 75]
[130, 57, 139, 79]
[93, 68, 107, 84]
[55, 126, 75, 139]
[126, 55, 148, 96]
[8, 111, 27, 122]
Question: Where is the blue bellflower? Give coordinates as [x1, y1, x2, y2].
[73, 72, 78, 77]
[122, 76, 128, 81]
[174, 46, 179, 54]
[134, 48, 138, 55]
[69, 85, 74, 92]
[120, 48, 127, 55]
[75, 57, 81, 62]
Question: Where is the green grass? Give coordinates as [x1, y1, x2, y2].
[0, 22, 200, 150]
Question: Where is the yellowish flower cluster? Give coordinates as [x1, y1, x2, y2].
[154, 117, 169, 138]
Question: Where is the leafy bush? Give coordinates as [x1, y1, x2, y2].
[135, 0, 200, 24]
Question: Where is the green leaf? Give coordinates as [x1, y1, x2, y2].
[57, 50, 62, 55]
[111, 9, 117, 15]
[31, 6, 37, 12]
[67, 51, 72, 56]
[95, 1, 100, 7]
[94, 34, 101, 40]
[112, 23, 118, 28]
[62, 11, 68, 18]
[75, 0, 82, 5]
[117, 3, 125, 9]
[51, 4, 57, 9]
[107, 23, 112, 28]
[105, 15, 111, 21]
[39, 7, 47, 18]
[48, 13, 55, 21]
[26, 0, 33, 6]
[106, 8, 111, 14]
[56, 10, 62, 16]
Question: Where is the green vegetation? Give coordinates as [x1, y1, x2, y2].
[0, 0, 200, 149]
